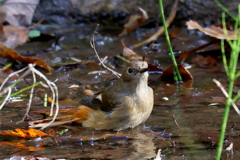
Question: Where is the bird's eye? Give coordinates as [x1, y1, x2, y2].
[128, 68, 133, 74]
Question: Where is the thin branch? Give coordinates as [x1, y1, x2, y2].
[0, 87, 11, 110]
[22, 64, 36, 121]
[0, 66, 28, 92]
[0, 63, 59, 129]
[213, 79, 240, 115]
[26, 64, 59, 129]
[90, 24, 121, 78]
[28, 66, 57, 111]
[40, 82, 59, 129]
[172, 115, 181, 128]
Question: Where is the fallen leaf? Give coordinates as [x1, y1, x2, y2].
[148, 63, 163, 72]
[121, 39, 147, 61]
[47, 128, 55, 136]
[0, 0, 39, 26]
[133, 0, 179, 48]
[186, 20, 239, 40]
[0, 24, 29, 49]
[85, 61, 100, 70]
[0, 42, 51, 72]
[191, 55, 217, 68]
[161, 64, 193, 81]
[1, 128, 49, 138]
[178, 40, 220, 62]
[28, 29, 41, 38]
[0, 18, 44, 49]
[0, 68, 19, 83]
[119, 7, 148, 37]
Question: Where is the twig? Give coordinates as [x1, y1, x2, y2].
[0, 63, 59, 129]
[22, 64, 37, 121]
[133, 0, 179, 48]
[172, 115, 181, 128]
[27, 18, 45, 30]
[0, 66, 29, 93]
[90, 24, 121, 78]
[27, 64, 59, 129]
[0, 87, 11, 110]
[213, 79, 240, 115]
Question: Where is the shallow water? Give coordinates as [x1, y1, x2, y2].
[0, 24, 239, 160]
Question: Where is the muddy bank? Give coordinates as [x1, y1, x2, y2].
[33, 0, 238, 26]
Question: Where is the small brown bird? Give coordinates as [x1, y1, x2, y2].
[30, 61, 154, 131]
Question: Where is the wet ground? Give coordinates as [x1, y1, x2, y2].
[0, 24, 240, 160]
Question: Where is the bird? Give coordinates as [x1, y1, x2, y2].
[30, 61, 154, 131]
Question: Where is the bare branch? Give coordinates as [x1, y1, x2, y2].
[0, 63, 59, 129]
[22, 64, 37, 121]
[0, 87, 11, 110]
[90, 24, 121, 78]
[213, 79, 240, 115]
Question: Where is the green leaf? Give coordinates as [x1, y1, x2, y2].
[29, 30, 41, 38]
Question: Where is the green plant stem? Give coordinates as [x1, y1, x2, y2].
[214, 0, 238, 21]
[220, 40, 229, 76]
[215, 5, 239, 158]
[158, 0, 182, 83]
[216, 83, 232, 159]
[0, 82, 40, 104]
[115, 55, 130, 63]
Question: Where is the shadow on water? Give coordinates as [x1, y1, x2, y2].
[0, 24, 240, 159]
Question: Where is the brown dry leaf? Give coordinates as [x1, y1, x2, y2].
[0, 0, 41, 48]
[0, 0, 39, 26]
[119, 7, 148, 37]
[121, 39, 147, 61]
[191, 55, 217, 68]
[0, 68, 19, 83]
[85, 61, 100, 70]
[178, 51, 191, 62]
[186, 20, 239, 40]
[0, 42, 51, 72]
[0, 19, 44, 49]
[148, 63, 163, 72]
[0, 24, 29, 49]
[133, 0, 179, 48]
[47, 128, 55, 136]
[1, 128, 49, 138]
[161, 64, 193, 81]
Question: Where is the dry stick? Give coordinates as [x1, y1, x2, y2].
[27, 18, 45, 30]
[90, 24, 121, 78]
[213, 79, 240, 115]
[0, 87, 11, 109]
[21, 64, 36, 121]
[133, 0, 179, 48]
[44, 82, 59, 129]
[172, 115, 181, 128]
[0, 63, 59, 128]
[28, 65, 59, 129]
[0, 66, 31, 109]
[0, 66, 29, 93]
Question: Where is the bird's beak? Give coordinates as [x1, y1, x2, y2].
[140, 68, 149, 73]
